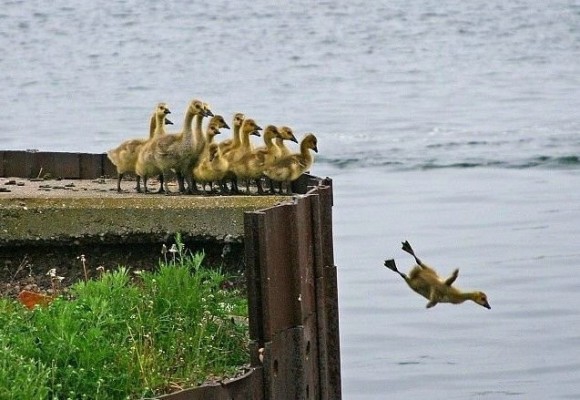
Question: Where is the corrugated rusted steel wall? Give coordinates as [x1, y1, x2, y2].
[244, 176, 341, 400]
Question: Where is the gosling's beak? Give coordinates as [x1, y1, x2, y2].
[223, 122, 230, 129]
[164, 109, 171, 115]
[205, 109, 214, 117]
[290, 134, 298, 143]
[482, 301, 491, 310]
[251, 125, 263, 137]
[164, 118, 174, 125]
[312, 145, 319, 153]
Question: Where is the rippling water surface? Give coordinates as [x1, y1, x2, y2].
[1, 1, 580, 398]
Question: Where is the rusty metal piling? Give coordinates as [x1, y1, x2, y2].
[244, 175, 341, 400]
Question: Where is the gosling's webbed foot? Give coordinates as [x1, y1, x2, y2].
[401, 240, 423, 267]
[384, 259, 408, 280]
[384, 259, 398, 272]
[401, 240, 415, 256]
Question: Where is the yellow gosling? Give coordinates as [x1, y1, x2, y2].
[220, 113, 246, 193]
[190, 115, 229, 191]
[193, 143, 229, 193]
[268, 126, 298, 192]
[384, 240, 491, 309]
[232, 125, 280, 194]
[224, 118, 262, 193]
[107, 103, 171, 192]
[275, 126, 298, 158]
[197, 114, 230, 164]
[253, 125, 282, 167]
[137, 99, 210, 194]
[180, 102, 215, 193]
[148, 105, 174, 138]
[220, 112, 246, 155]
[134, 104, 175, 193]
[264, 133, 318, 194]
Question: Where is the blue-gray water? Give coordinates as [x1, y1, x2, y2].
[2, 1, 580, 398]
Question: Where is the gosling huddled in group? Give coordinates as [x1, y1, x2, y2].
[384, 241, 491, 309]
[107, 99, 318, 195]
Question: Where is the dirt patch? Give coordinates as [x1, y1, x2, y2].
[0, 240, 246, 301]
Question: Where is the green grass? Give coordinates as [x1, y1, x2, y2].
[0, 240, 248, 399]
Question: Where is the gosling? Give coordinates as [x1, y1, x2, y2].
[384, 241, 490, 309]
[263, 133, 318, 194]
[107, 103, 172, 192]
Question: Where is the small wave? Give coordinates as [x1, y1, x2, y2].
[126, 86, 150, 92]
[555, 155, 580, 165]
[473, 390, 525, 397]
[420, 160, 507, 170]
[511, 155, 580, 169]
[317, 153, 580, 171]
[317, 155, 404, 169]
[425, 140, 495, 149]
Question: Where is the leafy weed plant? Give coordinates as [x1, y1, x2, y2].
[0, 238, 248, 399]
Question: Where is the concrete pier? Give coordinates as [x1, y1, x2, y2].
[0, 176, 287, 277]
[1, 151, 341, 399]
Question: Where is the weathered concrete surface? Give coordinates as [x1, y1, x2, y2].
[0, 176, 290, 277]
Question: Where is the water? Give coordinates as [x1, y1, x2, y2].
[2, 1, 580, 398]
